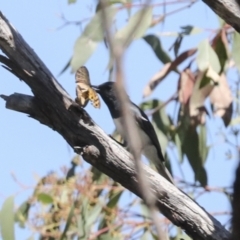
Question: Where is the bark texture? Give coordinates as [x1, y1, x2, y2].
[0, 11, 230, 240]
[202, 0, 240, 33]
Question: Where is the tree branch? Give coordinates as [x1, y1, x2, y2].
[202, 0, 240, 33]
[0, 11, 230, 240]
[232, 157, 240, 240]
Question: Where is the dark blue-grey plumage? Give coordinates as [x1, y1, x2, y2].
[91, 82, 174, 184]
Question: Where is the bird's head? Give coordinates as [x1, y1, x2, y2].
[91, 82, 117, 104]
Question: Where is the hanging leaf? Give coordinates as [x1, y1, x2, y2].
[209, 73, 233, 126]
[0, 196, 15, 240]
[180, 125, 208, 186]
[189, 70, 214, 119]
[232, 31, 240, 72]
[174, 133, 183, 163]
[196, 39, 221, 73]
[178, 67, 195, 105]
[211, 30, 228, 73]
[143, 48, 196, 97]
[60, 203, 75, 240]
[107, 7, 152, 69]
[107, 189, 123, 208]
[143, 34, 172, 64]
[71, 36, 98, 72]
[14, 201, 30, 228]
[169, 35, 183, 57]
[71, 7, 117, 72]
[83, 7, 117, 42]
[114, 6, 152, 46]
[86, 204, 102, 227]
[198, 124, 209, 164]
[58, 58, 71, 76]
[140, 229, 153, 240]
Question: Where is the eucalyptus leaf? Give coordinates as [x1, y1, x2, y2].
[0, 196, 15, 240]
[232, 32, 240, 72]
[143, 34, 172, 64]
[114, 6, 152, 46]
[174, 133, 183, 163]
[198, 124, 209, 164]
[14, 201, 30, 228]
[213, 32, 228, 73]
[107, 190, 123, 208]
[140, 230, 153, 240]
[86, 204, 102, 227]
[196, 39, 221, 73]
[37, 193, 53, 205]
[83, 7, 117, 42]
[71, 36, 98, 72]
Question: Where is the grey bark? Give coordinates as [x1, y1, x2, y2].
[202, 0, 240, 33]
[0, 11, 230, 240]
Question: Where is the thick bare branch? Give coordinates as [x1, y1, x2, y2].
[0, 11, 230, 240]
[232, 158, 240, 240]
[202, 0, 240, 33]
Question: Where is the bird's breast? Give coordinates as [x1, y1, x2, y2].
[113, 117, 151, 146]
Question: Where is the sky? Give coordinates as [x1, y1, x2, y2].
[0, 0, 237, 238]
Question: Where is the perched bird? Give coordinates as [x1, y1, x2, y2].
[91, 82, 174, 184]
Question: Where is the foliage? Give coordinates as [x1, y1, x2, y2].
[0, 158, 171, 240]
[1, 0, 239, 239]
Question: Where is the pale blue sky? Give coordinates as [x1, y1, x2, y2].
[0, 0, 237, 238]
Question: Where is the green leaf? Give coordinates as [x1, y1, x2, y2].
[199, 74, 211, 89]
[71, 36, 98, 72]
[140, 229, 153, 240]
[174, 133, 183, 163]
[198, 125, 209, 164]
[213, 33, 228, 73]
[218, 17, 225, 27]
[86, 204, 102, 227]
[140, 99, 159, 111]
[180, 123, 208, 186]
[0, 196, 15, 240]
[114, 6, 152, 46]
[71, 7, 117, 72]
[37, 193, 53, 204]
[58, 58, 71, 76]
[140, 203, 151, 219]
[68, 0, 77, 4]
[98, 233, 120, 240]
[232, 32, 240, 72]
[152, 120, 168, 156]
[107, 190, 123, 208]
[83, 7, 117, 42]
[196, 39, 221, 73]
[14, 201, 30, 228]
[60, 203, 75, 240]
[143, 34, 172, 64]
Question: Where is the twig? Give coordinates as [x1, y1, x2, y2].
[99, 0, 165, 239]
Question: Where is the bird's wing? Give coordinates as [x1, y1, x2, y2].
[130, 102, 165, 163]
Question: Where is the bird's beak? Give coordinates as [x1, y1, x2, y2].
[91, 85, 100, 92]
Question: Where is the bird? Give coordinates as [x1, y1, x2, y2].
[91, 82, 174, 184]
